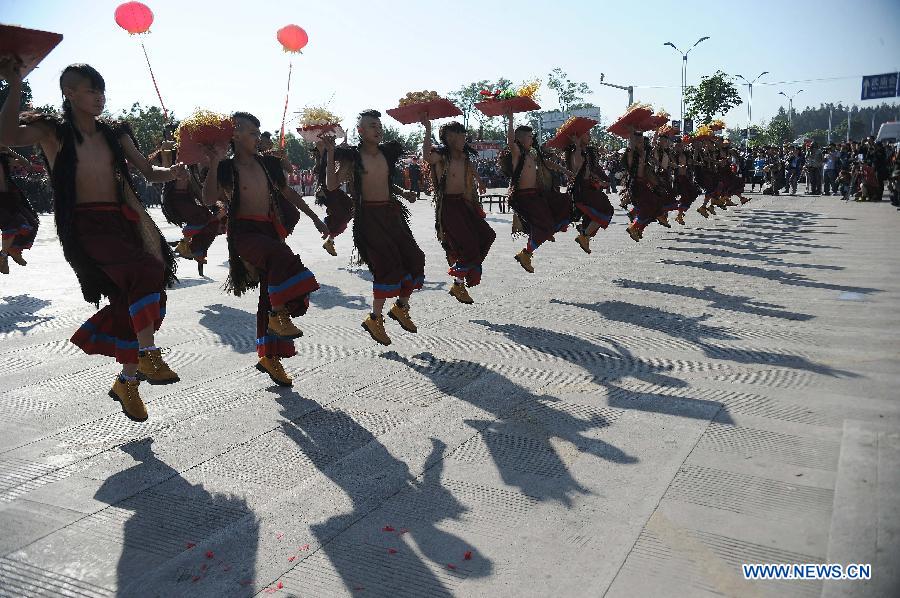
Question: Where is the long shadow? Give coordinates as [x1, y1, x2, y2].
[659, 259, 881, 295]
[274, 393, 491, 595]
[548, 300, 857, 380]
[380, 350, 636, 506]
[308, 283, 369, 311]
[662, 245, 844, 271]
[670, 236, 817, 255]
[612, 279, 814, 321]
[96, 439, 259, 597]
[466, 320, 734, 423]
[673, 232, 839, 251]
[0, 294, 53, 335]
[197, 303, 256, 354]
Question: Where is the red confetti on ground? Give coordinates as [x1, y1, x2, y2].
[200, 564, 208, 572]
[264, 589, 276, 594]
[239, 579, 252, 586]
[300, 544, 310, 551]
[277, 581, 284, 589]
[185, 542, 196, 549]
[464, 551, 472, 560]
[205, 551, 214, 559]
[447, 563, 457, 570]
[353, 586, 365, 592]
[387, 548, 398, 554]
[288, 556, 296, 562]
[276, 532, 284, 539]
[382, 526, 395, 532]
[191, 576, 201, 583]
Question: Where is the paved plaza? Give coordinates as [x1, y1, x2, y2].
[0, 190, 898, 597]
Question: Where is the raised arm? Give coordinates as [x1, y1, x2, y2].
[421, 118, 439, 165]
[0, 60, 55, 151]
[120, 133, 183, 184]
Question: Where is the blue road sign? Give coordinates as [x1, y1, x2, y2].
[861, 72, 898, 100]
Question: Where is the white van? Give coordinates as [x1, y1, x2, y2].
[875, 121, 900, 143]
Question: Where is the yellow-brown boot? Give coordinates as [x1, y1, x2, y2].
[137, 348, 180, 385]
[388, 302, 417, 333]
[575, 233, 591, 254]
[174, 238, 192, 258]
[696, 206, 709, 219]
[8, 249, 26, 266]
[626, 222, 643, 242]
[267, 310, 303, 339]
[656, 214, 672, 228]
[322, 237, 337, 256]
[256, 356, 293, 387]
[514, 249, 535, 273]
[674, 212, 686, 226]
[739, 195, 751, 205]
[449, 282, 474, 305]
[724, 197, 738, 206]
[109, 376, 148, 422]
[362, 313, 391, 346]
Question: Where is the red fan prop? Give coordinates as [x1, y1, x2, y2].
[297, 124, 346, 144]
[475, 96, 541, 117]
[546, 117, 598, 150]
[0, 25, 63, 79]
[114, 2, 168, 120]
[607, 105, 653, 138]
[277, 24, 309, 149]
[387, 98, 462, 125]
[175, 114, 234, 165]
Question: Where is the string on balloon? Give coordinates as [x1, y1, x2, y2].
[279, 60, 293, 149]
[276, 24, 309, 149]
[140, 39, 168, 121]
[114, 2, 169, 122]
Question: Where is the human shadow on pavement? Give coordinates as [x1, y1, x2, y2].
[658, 259, 881, 295]
[196, 303, 256, 354]
[381, 349, 638, 506]
[469, 319, 735, 424]
[662, 245, 844, 271]
[0, 294, 53, 335]
[97, 438, 259, 597]
[671, 232, 839, 251]
[612, 279, 814, 322]
[308, 283, 369, 311]
[274, 395, 491, 595]
[548, 300, 857, 380]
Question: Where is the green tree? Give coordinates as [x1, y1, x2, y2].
[766, 117, 794, 145]
[546, 67, 591, 111]
[282, 132, 316, 169]
[118, 102, 175, 154]
[684, 70, 742, 125]
[0, 79, 34, 112]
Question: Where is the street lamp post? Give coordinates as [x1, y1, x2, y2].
[664, 36, 710, 127]
[735, 71, 768, 141]
[598, 72, 634, 109]
[778, 89, 804, 129]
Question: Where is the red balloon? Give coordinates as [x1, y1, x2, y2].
[115, 2, 154, 35]
[277, 25, 308, 53]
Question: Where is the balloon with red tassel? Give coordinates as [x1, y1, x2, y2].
[114, 1, 169, 121]
[276, 24, 308, 149]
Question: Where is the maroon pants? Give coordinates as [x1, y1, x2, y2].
[69, 203, 166, 364]
[323, 188, 353, 237]
[573, 185, 614, 235]
[165, 190, 220, 258]
[0, 190, 38, 251]
[360, 202, 425, 299]
[510, 188, 555, 252]
[232, 218, 320, 358]
[629, 180, 665, 227]
[676, 174, 700, 211]
[441, 193, 495, 287]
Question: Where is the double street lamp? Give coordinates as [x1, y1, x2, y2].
[779, 89, 804, 129]
[734, 71, 769, 139]
[664, 36, 710, 128]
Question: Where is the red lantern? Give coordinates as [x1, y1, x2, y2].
[277, 25, 308, 53]
[115, 2, 154, 35]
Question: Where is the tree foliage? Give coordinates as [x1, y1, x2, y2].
[546, 67, 591, 112]
[684, 70, 742, 125]
[118, 102, 174, 154]
[0, 79, 34, 112]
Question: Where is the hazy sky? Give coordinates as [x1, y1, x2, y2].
[3, 0, 899, 136]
